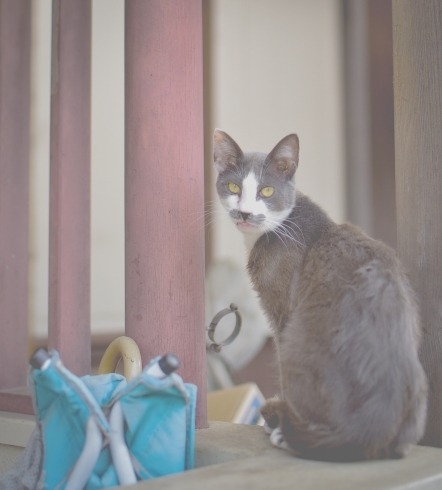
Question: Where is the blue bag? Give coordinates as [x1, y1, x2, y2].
[14, 350, 197, 490]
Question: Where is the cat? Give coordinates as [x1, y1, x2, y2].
[213, 129, 428, 461]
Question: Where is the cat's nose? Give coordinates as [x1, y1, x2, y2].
[239, 211, 251, 221]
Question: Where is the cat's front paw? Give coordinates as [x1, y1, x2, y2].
[260, 397, 282, 430]
[263, 421, 273, 435]
[270, 427, 290, 451]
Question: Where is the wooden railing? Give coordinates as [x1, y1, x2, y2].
[2, 0, 442, 443]
[0, 0, 31, 393]
[393, 0, 442, 447]
[0, 0, 207, 428]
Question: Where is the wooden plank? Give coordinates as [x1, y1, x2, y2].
[125, 0, 207, 428]
[0, 410, 35, 447]
[0, 390, 33, 416]
[393, 0, 442, 447]
[0, 0, 31, 390]
[343, 0, 396, 249]
[48, 0, 92, 376]
[203, 0, 214, 271]
[342, 0, 373, 236]
[367, 0, 396, 249]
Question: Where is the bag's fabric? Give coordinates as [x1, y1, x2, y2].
[0, 427, 44, 490]
[0, 351, 197, 490]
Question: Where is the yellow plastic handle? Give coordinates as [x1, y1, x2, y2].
[98, 336, 142, 381]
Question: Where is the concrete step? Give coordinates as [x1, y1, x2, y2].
[1, 415, 442, 489]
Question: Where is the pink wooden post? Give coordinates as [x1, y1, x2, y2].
[0, 0, 31, 389]
[125, 1, 207, 428]
[48, 0, 92, 376]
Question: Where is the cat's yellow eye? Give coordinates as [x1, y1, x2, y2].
[228, 182, 240, 194]
[260, 186, 274, 198]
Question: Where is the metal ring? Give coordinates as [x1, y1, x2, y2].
[206, 303, 242, 353]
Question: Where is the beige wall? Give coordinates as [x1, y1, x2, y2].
[90, 0, 125, 335]
[29, 0, 344, 338]
[29, 0, 51, 339]
[206, 0, 345, 268]
[30, 0, 125, 338]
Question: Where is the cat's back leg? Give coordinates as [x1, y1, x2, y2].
[261, 397, 284, 430]
[261, 398, 294, 452]
[261, 397, 320, 455]
[390, 367, 428, 458]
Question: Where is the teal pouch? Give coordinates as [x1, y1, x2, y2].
[28, 351, 197, 489]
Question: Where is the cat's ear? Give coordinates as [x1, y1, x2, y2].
[266, 134, 299, 179]
[213, 129, 244, 173]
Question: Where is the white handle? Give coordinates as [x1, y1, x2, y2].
[109, 401, 137, 485]
[65, 417, 103, 490]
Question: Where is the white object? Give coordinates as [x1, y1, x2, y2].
[108, 354, 179, 485]
[65, 417, 103, 490]
[109, 402, 137, 486]
[145, 354, 180, 379]
[145, 363, 166, 379]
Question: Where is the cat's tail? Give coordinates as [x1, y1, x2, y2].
[260, 397, 413, 462]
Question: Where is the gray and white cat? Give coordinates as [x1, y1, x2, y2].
[213, 129, 428, 461]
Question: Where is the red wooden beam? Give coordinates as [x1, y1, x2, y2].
[0, 0, 31, 390]
[48, 0, 92, 376]
[125, 0, 207, 428]
[0, 388, 33, 415]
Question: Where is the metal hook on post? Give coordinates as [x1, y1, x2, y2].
[206, 303, 242, 353]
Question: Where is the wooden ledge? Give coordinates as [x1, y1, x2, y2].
[0, 388, 33, 415]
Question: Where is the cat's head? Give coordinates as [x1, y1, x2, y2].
[213, 129, 299, 236]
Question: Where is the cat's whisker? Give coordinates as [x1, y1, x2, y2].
[188, 204, 226, 219]
[276, 231, 291, 252]
[268, 223, 291, 252]
[265, 232, 270, 244]
[199, 214, 225, 228]
[190, 208, 224, 215]
[203, 201, 227, 210]
[279, 224, 305, 248]
[189, 209, 218, 218]
[284, 217, 306, 243]
[265, 218, 305, 249]
[272, 231, 289, 251]
[268, 216, 306, 247]
[194, 213, 230, 234]
[281, 232, 305, 249]
[188, 202, 230, 231]
[187, 209, 226, 227]
[205, 204, 228, 210]
[276, 226, 297, 246]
